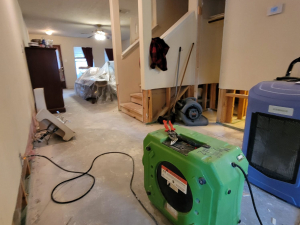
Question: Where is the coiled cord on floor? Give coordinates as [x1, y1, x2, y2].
[232, 162, 263, 225]
[26, 153, 158, 225]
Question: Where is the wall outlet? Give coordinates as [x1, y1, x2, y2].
[267, 4, 284, 16]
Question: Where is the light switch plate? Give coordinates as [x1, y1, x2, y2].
[267, 4, 284, 16]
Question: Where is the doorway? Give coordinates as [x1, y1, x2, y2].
[53, 45, 67, 89]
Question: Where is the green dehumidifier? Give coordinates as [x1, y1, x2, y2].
[143, 124, 248, 225]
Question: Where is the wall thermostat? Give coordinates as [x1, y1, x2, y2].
[267, 4, 284, 16]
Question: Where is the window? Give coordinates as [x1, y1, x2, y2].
[74, 47, 90, 78]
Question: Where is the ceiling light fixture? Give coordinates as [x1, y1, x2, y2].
[95, 31, 106, 41]
[45, 30, 53, 35]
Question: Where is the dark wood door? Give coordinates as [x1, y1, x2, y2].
[53, 45, 67, 89]
[25, 47, 66, 113]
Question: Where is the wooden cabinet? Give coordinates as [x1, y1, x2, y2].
[25, 47, 66, 113]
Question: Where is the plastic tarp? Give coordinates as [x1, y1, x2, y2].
[75, 61, 116, 102]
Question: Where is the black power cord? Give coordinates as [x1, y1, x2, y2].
[33, 125, 58, 145]
[26, 153, 158, 225]
[231, 162, 263, 225]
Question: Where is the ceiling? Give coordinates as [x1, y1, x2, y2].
[19, 0, 138, 40]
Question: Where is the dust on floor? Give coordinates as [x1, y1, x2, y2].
[26, 90, 300, 225]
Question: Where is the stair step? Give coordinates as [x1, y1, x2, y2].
[120, 102, 143, 122]
[130, 93, 142, 105]
[130, 93, 142, 99]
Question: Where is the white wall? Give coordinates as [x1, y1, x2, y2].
[0, 0, 35, 224]
[198, 20, 224, 84]
[198, 1, 224, 84]
[141, 11, 197, 90]
[152, 0, 189, 37]
[29, 34, 113, 89]
[130, 16, 139, 44]
[118, 47, 142, 103]
[220, 0, 300, 90]
[122, 39, 130, 51]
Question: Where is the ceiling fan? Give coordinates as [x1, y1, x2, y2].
[87, 24, 111, 40]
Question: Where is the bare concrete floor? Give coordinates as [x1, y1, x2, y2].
[27, 90, 300, 225]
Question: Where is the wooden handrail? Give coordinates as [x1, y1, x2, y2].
[121, 25, 159, 59]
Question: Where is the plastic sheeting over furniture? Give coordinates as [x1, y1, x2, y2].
[75, 61, 116, 102]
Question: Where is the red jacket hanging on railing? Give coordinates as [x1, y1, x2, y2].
[150, 37, 170, 71]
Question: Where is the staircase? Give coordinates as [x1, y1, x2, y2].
[120, 93, 143, 122]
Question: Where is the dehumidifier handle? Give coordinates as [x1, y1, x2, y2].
[285, 57, 300, 77]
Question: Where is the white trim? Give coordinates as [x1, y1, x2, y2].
[121, 39, 139, 59]
[160, 12, 194, 40]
